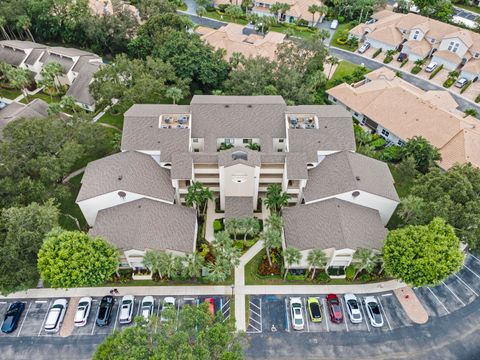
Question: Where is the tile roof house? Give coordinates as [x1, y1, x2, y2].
[248, 0, 325, 26]
[196, 23, 286, 61]
[0, 99, 49, 139]
[327, 67, 480, 170]
[77, 95, 399, 278]
[0, 40, 103, 111]
[350, 10, 480, 77]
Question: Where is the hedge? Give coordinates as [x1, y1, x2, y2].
[372, 48, 382, 58]
[383, 55, 393, 64]
[400, 59, 408, 68]
[475, 94, 480, 103]
[411, 65, 422, 74]
[460, 80, 472, 94]
[213, 219, 223, 232]
[443, 77, 456, 88]
[428, 63, 444, 79]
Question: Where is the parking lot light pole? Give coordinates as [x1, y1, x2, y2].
[230, 284, 235, 298]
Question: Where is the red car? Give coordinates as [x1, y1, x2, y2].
[205, 298, 215, 316]
[326, 294, 343, 324]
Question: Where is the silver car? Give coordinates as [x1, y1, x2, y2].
[344, 294, 362, 324]
[290, 297, 304, 331]
[358, 42, 371, 54]
[364, 296, 384, 328]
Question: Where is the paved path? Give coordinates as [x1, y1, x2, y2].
[62, 167, 86, 184]
[329, 47, 480, 118]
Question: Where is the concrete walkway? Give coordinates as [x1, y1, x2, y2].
[394, 287, 429, 324]
[205, 199, 224, 242]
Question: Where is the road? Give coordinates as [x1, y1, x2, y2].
[329, 47, 480, 118]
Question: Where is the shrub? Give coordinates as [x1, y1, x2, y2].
[317, 271, 330, 282]
[338, 15, 345, 23]
[400, 59, 408, 68]
[383, 55, 393, 64]
[296, 18, 308, 27]
[475, 94, 480, 103]
[443, 77, 455, 88]
[381, 145, 403, 163]
[370, 137, 386, 149]
[428, 63, 443, 79]
[345, 266, 355, 280]
[286, 273, 307, 281]
[199, 243, 210, 257]
[411, 65, 422, 74]
[460, 80, 472, 94]
[336, 38, 348, 45]
[359, 273, 371, 282]
[372, 48, 382, 58]
[213, 219, 223, 232]
[218, 4, 228, 11]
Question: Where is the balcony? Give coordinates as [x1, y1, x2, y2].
[287, 114, 318, 129]
[160, 114, 190, 129]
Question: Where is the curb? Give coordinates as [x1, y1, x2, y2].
[394, 287, 429, 324]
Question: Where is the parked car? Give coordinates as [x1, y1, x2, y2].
[364, 296, 384, 327]
[425, 61, 438, 73]
[205, 297, 215, 316]
[330, 19, 338, 30]
[140, 296, 154, 322]
[44, 299, 68, 333]
[455, 77, 468, 88]
[326, 294, 343, 324]
[290, 297, 305, 330]
[96, 296, 114, 327]
[74, 297, 92, 327]
[1, 302, 25, 333]
[0, 101, 7, 110]
[344, 294, 362, 324]
[119, 295, 134, 324]
[358, 42, 371, 54]
[161, 297, 176, 322]
[307, 297, 322, 323]
[396, 53, 408, 62]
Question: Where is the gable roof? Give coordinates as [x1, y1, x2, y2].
[286, 152, 308, 180]
[283, 198, 387, 251]
[218, 147, 261, 167]
[303, 151, 399, 202]
[89, 198, 197, 253]
[225, 196, 254, 219]
[66, 58, 101, 106]
[171, 153, 193, 180]
[0, 99, 49, 139]
[76, 151, 175, 202]
[0, 46, 28, 66]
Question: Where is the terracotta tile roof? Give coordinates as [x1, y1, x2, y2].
[403, 38, 431, 57]
[249, 0, 324, 22]
[432, 50, 462, 64]
[366, 24, 403, 47]
[462, 59, 480, 74]
[439, 128, 480, 169]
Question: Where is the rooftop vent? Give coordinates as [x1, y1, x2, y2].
[118, 191, 126, 199]
[118, 175, 123, 181]
[247, 104, 252, 108]
[355, 176, 361, 181]
[225, 104, 230, 108]
[352, 190, 360, 197]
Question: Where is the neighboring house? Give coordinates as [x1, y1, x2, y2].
[196, 23, 286, 61]
[350, 10, 480, 78]
[212, 0, 324, 26]
[88, 0, 141, 22]
[0, 99, 49, 139]
[327, 67, 480, 170]
[0, 40, 103, 111]
[78, 95, 399, 278]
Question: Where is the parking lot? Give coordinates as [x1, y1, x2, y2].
[247, 292, 413, 335]
[0, 295, 230, 338]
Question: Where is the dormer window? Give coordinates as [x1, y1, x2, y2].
[413, 30, 419, 40]
[232, 151, 248, 161]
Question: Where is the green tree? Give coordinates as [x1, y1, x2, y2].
[60, 95, 78, 113]
[264, 184, 290, 213]
[265, 213, 283, 232]
[307, 249, 327, 279]
[225, 5, 244, 21]
[326, 56, 339, 79]
[225, 218, 242, 241]
[185, 181, 214, 217]
[308, 4, 320, 26]
[38, 230, 119, 288]
[16, 15, 34, 42]
[0, 201, 59, 294]
[207, 258, 231, 282]
[165, 86, 184, 104]
[261, 228, 282, 266]
[352, 248, 379, 280]
[6, 67, 31, 102]
[47, 102, 62, 116]
[182, 252, 204, 278]
[136, 0, 177, 20]
[39, 62, 64, 96]
[464, 108, 478, 118]
[242, 217, 261, 246]
[196, 5, 207, 17]
[383, 217, 464, 287]
[212, 231, 241, 270]
[143, 250, 165, 278]
[401, 136, 441, 174]
[283, 246, 301, 280]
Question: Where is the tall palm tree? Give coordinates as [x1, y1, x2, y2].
[327, 56, 339, 79]
[225, 218, 242, 241]
[265, 213, 283, 232]
[40, 62, 63, 95]
[269, 2, 282, 20]
[158, 252, 180, 280]
[353, 248, 379, 280]
[143, 250, 164, 279]
[166, 86, 183, 104]
[0, 16, 10, 40]
[307, 249, 327, 279]
[261, 228, 282, 266]
[212, 231, 234, 258]
[185, 181, 214, 217]
[182, 252, 204, 279]
[7, 68, 31, 103]
[308, 4, 320, 27]
[277, 3, 291, 22]
[16, 15, 34, 42]
[242, 217, 260, 246]
[207, 259, 230, 282]
[283, 247, 301, 280]
[264, 184, 290, 214]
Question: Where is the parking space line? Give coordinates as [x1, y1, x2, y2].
[248, 322, 261, 333]
[250, 308, 260, 318]
[340, 299, 349, 332]
[377, 297, 392, 331]
[381, 293, 393, 297]
[35, 300, 47, 304]
[249, 317, 262, 326]
[427, 287, 450, 314]
[359, 299, 370, 332]
[113, 302, 121, 331]
[464, 264, 480, 280]
[284, 298, 290, 332]
[38, 300, 51, 336]
[91, 305, 101, 335]
[156, 298, 162, 316]
[0, 301, 7, 304]
[17, 302, 32, 337]
[303, 298, 310, 332]
[442, 281, 466, 306]
[250, 301, 260, 311]
[259, 298, 262, 332]
[322, 299, 329, 332]
[468, 253, 480, 264]
[454, 273, 479, 296]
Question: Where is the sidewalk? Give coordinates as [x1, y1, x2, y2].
[394, 287, 429, 324]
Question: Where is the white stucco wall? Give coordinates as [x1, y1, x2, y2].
[438, 37, 469, 57]
[460, 69, 479, 81]
[219, 163, 260, 209]
[431, 55, 459, 70]
[364, 37, 397, 51]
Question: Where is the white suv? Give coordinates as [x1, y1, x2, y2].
[119, 295, 134, 324]
[74, 297, 92, 327]
[45, 299, 68, 333]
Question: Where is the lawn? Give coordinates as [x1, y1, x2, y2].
[387, 163, 416, 230]
[59, 174, 87, 231]
[98, 112, 124, 129]
[204, 11, 249, 25]
[20, 91, 62, 104]
[329, 60, 363, 83]
[330, 22, 357, 51]
[0, 87, 22, 100]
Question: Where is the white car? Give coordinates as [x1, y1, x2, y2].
[141, 296, 154, 322]
[289, 297, 304, 331]
[343, 294, 362, 324]
[44, 299, 68, 333]
[358, 42, 371, 54]
[161, 297, 176, 322]
[118, 295, 134, 324]
[455, 77, 468, 88]
[330, 19, 338, 30]
[74, 297, 92, 327]
[364, 296, 384, 328]
[425, 61, 438, 73]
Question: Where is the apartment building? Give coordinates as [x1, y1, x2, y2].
[350, 10, 480, 80]
[77, 96, 399, 277]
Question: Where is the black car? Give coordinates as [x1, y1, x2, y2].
[396, 53, 408, 62]
[1, 302, 25, 333]
[96, 296, 114, 327]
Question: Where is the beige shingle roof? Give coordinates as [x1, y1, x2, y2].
[225, 196, 254, 219]
[0, 99, 49, 139]
[439, 128, 480, 170]
[283, 198, 387, 251]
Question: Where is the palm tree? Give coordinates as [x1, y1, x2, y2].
[283, 247, 301, 280]
[261, 228, 282, 266]
[0, 62, 13, 84]
[307, 249, 327, 279]
[221, 245, 241, 268]
[143, 250, 164, 279]
[327, 56, 339, 79]
[308, 4, 320, 27]
[265, 213, 283, 232]
[158, 252, 180, 280]
[60, 95, 77, 114]
[40, 62, 63, 96]
[7, 68, 31, 103]
[207, 259, 230, 282]
[166, 86, 183, 104]
[225, 218, 242, 241]
[0, 16, 10, 40]
[414, 58, 426, 67]
[185, 181, 214, 217]
[242, 217, 260, 246]
[353, 248, 379, 280]
[196, 5, 207, 17]
[277, 3, 291, 22]
[182, 252, 204, 279]
[16, 15, 34, 42]
[212, 231, 234, 258]
[229, 52, 245, 68]
[264, 184, 290, 214]
[269, 2, 282, 20]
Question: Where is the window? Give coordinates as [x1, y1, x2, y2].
[225, 138, 234, 145]
[331, 97, 337, 103]
[475, 53, 480, 58]
[354, 112, 359, 117]
[279, 139, 284, 143]
[398, 140, 405, 146]
[453, 43, 459, 53]
[447, 41, 454, 51]
[381, 128, 390, 137]
[192, 138, 198, 143]
[413, 30, 419, 40]
[243, 138, 252, 144]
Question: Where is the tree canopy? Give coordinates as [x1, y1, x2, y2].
[401, 136, 440, 174]
[38, 230, 119, 288]
[383, 217, 464, 287]
[0, 201, 59, 294]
